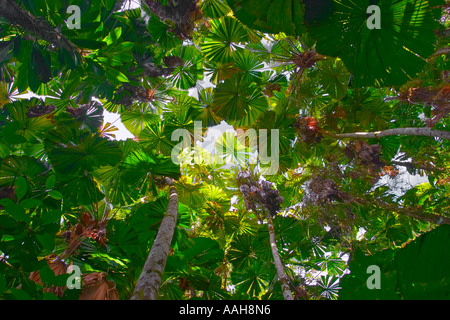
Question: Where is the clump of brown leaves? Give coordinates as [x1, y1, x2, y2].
[398, 84, 450, 127]
[344, 141, 385, 179]
[292, 50, 322, 70]
[29, 255, 67, 297]
[26, 104, 56, 118]
[79, 272, 119, 300]
[28, 209, 117, 299]
[308, 176, 342, 204]
[236, 170, 284, 220]
[62, 212, 109, 251]
[144, 0, 202, 38]
[293, 116, 323, 144]
[29, 258, 119, 299]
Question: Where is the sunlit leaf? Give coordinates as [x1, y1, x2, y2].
[201, 16, 249, 64]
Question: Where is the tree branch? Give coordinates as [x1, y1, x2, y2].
[353, 196, 450, 226]
[435, 28, 450, 38]
[0, 0, 77, 53]
[377, 200, 450, 225]
[390, 160, 445, 173]
[400, 207, 450, 225]
[324, 127, 450, 140]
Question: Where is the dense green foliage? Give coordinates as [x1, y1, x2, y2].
[0, 0, 449, 300]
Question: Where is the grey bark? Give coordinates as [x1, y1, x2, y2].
[130, 178, 178, 300]
[325, 127, 450, 140]
[267, 217, 294, 300]
[0, 0, 76, 53]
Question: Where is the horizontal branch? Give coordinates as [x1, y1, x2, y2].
[390, 160, 445, 173]
[435, 28, 450, 38]
[351, 196, 450, 226]
[0, 0, 77, 53]
[324, 127, 450, 140]
[432, 46, 450, 57]
[400, 207, 450, 225]
[379, 200, 450, 225]
[130, 178, 178, 300]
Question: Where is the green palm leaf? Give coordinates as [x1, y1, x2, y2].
[215, 132, 253, 167]
[200, 0, 232, 18]
[316, 58, 350, 100]
[227, 233, 268, 268]
[44, 127, 123, 174]
[230, 261, 274, 297]
[233, 48, 265, 84]
[7, 100, 54, 142]
[340, 88, 393, 131]
[54, 102, 104, 133]
[213, 74, 268, 128]
[57, 173, 105, 206]
[164, 93, 200, 136]
[121, 103, 158, 136]
[94, 140, 180, 205]
[122, 148, 181, 180]
[194, 88, 222, 127]
[247, 39, 293, 64]
[201, 16, 249, 64]
[130, 197, 169, 244]
[0, 81, 12, 108]
[138, 120, 176, 155]
[167, 45, 204, 89]
[227, 0, 305, 35]
[0, 155, 46, 187]
[175, 175, 205, 209]
[306, 0, 441, 86]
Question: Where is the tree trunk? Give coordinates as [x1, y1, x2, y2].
[267, 217, 294, 300]
[130, 178, 178, 300]
[324, 127, 450, 140]
[0, 0, 76, 53]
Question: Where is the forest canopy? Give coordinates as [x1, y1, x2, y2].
[0, 0, 449, 301]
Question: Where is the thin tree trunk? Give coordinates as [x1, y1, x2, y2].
[324, 127, 450, 140]
[0, 0, 77, 53]
[130, 178, 178, 300]
[267, 217, 294, 300]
